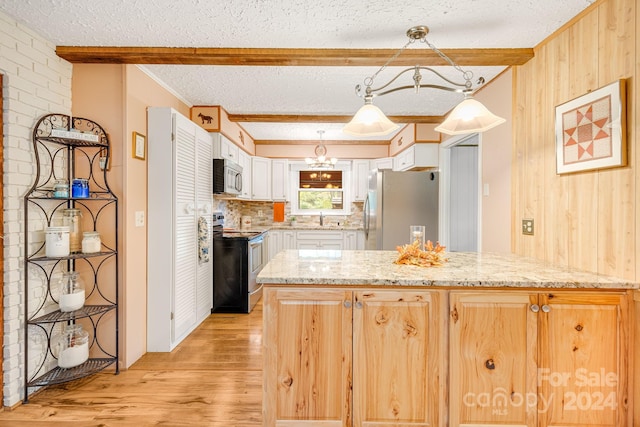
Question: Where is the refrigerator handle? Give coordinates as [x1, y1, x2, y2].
[363, 194, 370, 239]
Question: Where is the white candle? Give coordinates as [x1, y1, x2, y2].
[59, 290, 85, 312]
[58, 342, 89, 368]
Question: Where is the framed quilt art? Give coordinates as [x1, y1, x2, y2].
[555, 79, 626, 174]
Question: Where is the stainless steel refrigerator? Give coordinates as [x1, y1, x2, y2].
[364, 170, 439, 250]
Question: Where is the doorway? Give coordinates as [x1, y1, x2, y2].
[439, 133, 481, 252]
[0, 73, 5, 407]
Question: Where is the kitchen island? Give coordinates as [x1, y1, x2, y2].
[258, 250, 637, 427]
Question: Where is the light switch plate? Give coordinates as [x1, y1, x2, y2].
[522, 219, 534, 235]
[135, 211, 145, 227]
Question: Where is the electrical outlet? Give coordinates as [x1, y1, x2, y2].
[258, 210, 264, 217]
[135, 211, 145, 227]
[522, 219, 534, 235]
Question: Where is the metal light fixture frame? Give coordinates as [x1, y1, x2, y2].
[343, 25, 505, 136]
[305, 130, 338, 169]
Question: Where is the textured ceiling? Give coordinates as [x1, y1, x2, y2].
[1, 0, 596, 141]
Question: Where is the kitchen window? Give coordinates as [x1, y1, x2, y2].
[290, 162, 351, 216]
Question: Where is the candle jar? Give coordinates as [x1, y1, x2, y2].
[58, 271, 85, 312]
[81, 231, 102, 254]
[71, 178, 89, 198]
[51, 324, 89, 369]
[53, 179, 69, 198]
[62, 208, 83, 253]
[45, 226, 70, 257]
[409, 225, 426, 249]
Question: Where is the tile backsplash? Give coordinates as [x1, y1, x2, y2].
[213, 198, 363, 229]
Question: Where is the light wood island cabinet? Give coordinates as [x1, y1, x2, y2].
[258, 250, 637, 427]
[263, 287, 446, 426]
[353, 290, 446, 426]
[450, 291, 629, 427]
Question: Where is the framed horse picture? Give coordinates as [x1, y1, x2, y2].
[190, 106, 220, 131]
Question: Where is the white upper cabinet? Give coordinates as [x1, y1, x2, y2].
[370, 157, 393, 171]
[271, 159, 289, 201]
[393, 144, 439, 171]
[252, 156, 272, 200]
[212, 132, 239, 163]
[237, 150, 252, 199]
[352, 160, 370, 201]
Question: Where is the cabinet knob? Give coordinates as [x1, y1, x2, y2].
[530, 304, 540, 313]
[344, 300, 352, 309]
[355, 301, 363, 309]
[541, 304, 551, 313]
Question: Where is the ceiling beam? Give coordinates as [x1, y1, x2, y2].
[56, 46, 533, 66]
[254, 139, 389, 145]
[227, 114, 445, 124]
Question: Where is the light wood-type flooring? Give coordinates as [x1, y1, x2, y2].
[0, 304, 263, 426]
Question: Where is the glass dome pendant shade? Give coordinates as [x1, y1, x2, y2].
[343, 98, 399, 136]
[435, 95, 506, 135]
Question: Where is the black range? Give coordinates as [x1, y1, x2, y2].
[212, 217, 266, 313]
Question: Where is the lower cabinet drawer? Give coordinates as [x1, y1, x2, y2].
[296, 231, 343, 240]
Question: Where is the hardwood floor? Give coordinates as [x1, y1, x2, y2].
[0, 304, 263, 426]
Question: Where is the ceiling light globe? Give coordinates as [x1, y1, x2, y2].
[343, 104, 399, 136]
[435, 98, 506, 135]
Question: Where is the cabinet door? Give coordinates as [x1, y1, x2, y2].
[370, 157, 393, 171]
[449, 292, 537, 427]
[238, 150, 252, 199]
[220, 134, 239, 161]
[173, 114, 199, 342]
[282, 231, 296, 249]
[267, 230, 282, 260]
[297, 241, 319, 250]
[297, 231, 344, 250]
[356, 230, 365, 250]
[343, 231, 357, 250]
[251, 156, 272, 200]
[263, 288, 352, 427]
[353, 290, 446, 427]
[393, 146, 415, 171]
[271, 159, 289, 201]
[352, 160, 370, 201]
[318, 241, 343, 250]
[538, 292, 629, 427]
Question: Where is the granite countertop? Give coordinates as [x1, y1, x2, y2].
[257, 250, 639, 289]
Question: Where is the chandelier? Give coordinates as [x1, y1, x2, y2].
[343, 25, 506, 136]
[305, 130, 338, 169]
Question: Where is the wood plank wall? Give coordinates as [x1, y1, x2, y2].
[512, 0, 637, 281]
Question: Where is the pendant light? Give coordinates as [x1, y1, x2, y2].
[343, 25, 505, 136]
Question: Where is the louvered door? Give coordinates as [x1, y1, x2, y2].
[172, 113, 198, 342]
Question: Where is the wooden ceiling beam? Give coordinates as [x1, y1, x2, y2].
[254, 139, 389, 145]
[227, 114, 445, 124]
[56, 46, 533, 66]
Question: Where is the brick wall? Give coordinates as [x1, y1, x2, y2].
[0, 11, 72, 406]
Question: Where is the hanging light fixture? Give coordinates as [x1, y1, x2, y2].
[343, 25, 505, 136]
[305, 130, 338, 169]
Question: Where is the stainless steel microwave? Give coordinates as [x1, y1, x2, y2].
[213, 158, 242, 195]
